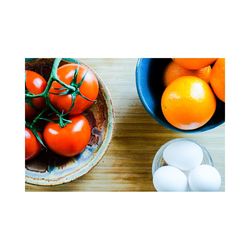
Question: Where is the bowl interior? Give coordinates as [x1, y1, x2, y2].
[152, 138, 214, 175]
[136, 58, 225, 133]
[25, 58, 114, 185]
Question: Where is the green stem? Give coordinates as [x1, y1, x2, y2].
[31, 109, 48, 127]
[53, 77, 76, 92]
[25, 58, 63, 98]
[25, 58, 97, 130]
[26, 93, 44, 98]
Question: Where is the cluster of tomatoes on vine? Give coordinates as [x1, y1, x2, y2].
[25, 59, 99, 160]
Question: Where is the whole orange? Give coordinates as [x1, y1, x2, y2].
[173, 58, 217, 70]
[210, 58, 225, 102]
[161, 76, 216, 130]
[163, 61, 211, 87]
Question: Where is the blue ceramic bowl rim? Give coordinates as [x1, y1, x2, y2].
[135, 58, 225, 133]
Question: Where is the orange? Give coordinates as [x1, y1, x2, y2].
[163, 61, 211, 87]
[161, 76, 216, 130]
[173, 58, 217, 70]
[210, 58, 225, 102]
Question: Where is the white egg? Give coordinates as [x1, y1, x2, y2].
[188, 164, 221, 191]
[163, 140, 203, 171]
[153, 166, 188, 192]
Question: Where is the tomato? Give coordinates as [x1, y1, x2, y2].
[25, 103, 37, 120]
[25, 70, 47, 119]
[25, 127, 42, 160]
[49, 64, 99, 115]
[43, 115, 91, 157]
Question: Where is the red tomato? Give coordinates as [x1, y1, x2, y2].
[43, 115, 91, 157]
[25, 127, 42, 160]
[25, 103, 37, 120]
[25, 70, 47, 119]
[49, 64, 99, 115]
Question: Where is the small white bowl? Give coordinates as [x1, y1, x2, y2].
[152, 138, 214, 176]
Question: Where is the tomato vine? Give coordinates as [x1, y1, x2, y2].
[25, 58, 97, 148]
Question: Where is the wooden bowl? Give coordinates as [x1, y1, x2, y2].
[25, 58, 114, 185]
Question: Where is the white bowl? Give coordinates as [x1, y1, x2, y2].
[152, 138, 214, 176]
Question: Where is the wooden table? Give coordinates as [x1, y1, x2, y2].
[25, 59, 225, 192]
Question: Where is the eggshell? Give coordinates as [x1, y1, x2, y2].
[188, 164, 221, 191]
[153, 166, 188, 192]
[163, 140, 203, 171]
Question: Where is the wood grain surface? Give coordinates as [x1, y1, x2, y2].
[25, 58, 225, 192]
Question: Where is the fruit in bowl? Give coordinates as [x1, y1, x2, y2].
[136, 58, 225, 132]
[161, 58, 225, 130]
[161, 75, 217, 130]
[25, 58, 114, 185]
[163, 61, 212, 87]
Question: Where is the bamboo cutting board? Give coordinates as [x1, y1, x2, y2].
[25, 58, 225, 192]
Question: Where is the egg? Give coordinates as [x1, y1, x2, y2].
[188, 164, 221, 191]
[153, 166, 188, 192]
[163, 140, 203, 171]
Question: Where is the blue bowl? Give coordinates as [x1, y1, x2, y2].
[136, 58, 225, 133]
